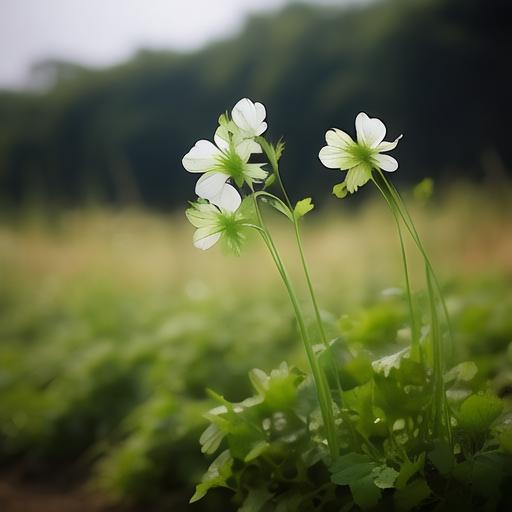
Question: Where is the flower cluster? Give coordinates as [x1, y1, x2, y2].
[182, 98, 268, 250]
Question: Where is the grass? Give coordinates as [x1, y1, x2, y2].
[0, 184, 511, 509]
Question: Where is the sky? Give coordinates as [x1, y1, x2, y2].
[0, 0, 363, 90]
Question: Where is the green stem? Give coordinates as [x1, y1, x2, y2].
[250, 193, 339, 458]
[261, 144, 346, 404]
[371, 176, 420, 359]
[374, 171, 452, 445]
[378, 172, 454, 361]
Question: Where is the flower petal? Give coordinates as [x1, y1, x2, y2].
[235, 139, 258, 162]
[209, 184, 242, 212]
[355, 112, 386, 148]
[345, 163, 371, 193]
[193, 230, 222, 250]
[182, 140, 222, 173]
[376, 134, 403, 153]
[232, 98, 267, 136]
[245, 163, 268, 182]
[325, 128, 354, 149]
[214, 126, 230, 151]
[185, 202, 218, 228]
[319, 146, 356, 170]
[374, 154, 398, 172]
[195, 171, 229, 200]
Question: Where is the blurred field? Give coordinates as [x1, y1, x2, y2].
[0, 184, 511, 510]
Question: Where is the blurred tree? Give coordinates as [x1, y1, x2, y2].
[0, 0, 510, 208]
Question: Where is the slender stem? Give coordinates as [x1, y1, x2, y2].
[371, 176, 420, 359]
[250, 193, 339, 458]
[378, 172, 454, 361]
[374, 171, 452, 445]
[262, 145, 345, 404]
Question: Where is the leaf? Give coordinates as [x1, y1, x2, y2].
[373, 466, 399, 489]
[395, 455, 425, 489]
[332, 181, 348, 199]
[458, 394, 503, 435]
[428, 439, 454, 475]
[199, 423, 225, 454]
[350, 474, 381, 510]
[330, 453, 376, 485]
[372, 347, 410, 377]
[394, 479, 431, 511]
[294, 197, 314, 218]
[444, 361, 478, 384]
[190, 450, 233, 503]
[263, 173, 276, 189]
[452, 451, 506, 497]
[331, 453, 398, 510]
[258, 192, 293, 221]
[239, 485, 274, 512]
[244, 441, 270, 462]
[413, 178, 434, 203]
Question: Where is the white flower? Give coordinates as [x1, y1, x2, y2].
[182, 130, 266, 202]
[231, 98, 267, 138]
[319, 112, 403, 193]
[185, 184, 243, 250]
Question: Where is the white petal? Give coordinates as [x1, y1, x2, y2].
[319, 146, 356, 170]
[374, 154, 399, 172]
[182, 140, 222, 173]
[232, 98, 267, 136]
[195, 172, 229, 199]
[210, 184, 242, 212]
[376, 134, 403, 153]
[325, 128, 354, 149]
[355, 112, 386, 148]
[194, 231, 221, 250]
[235, 139, 256, 162]
[214, 126, 230, 151]
[186, 202, 218, 228]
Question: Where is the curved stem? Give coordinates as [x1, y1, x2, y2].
[371, 177, 420, 359]
[378, 171, 454, 361]
[250, 192, 339, 458]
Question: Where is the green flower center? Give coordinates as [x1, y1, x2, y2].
[218, 211, 240, 237]
[348, 143, 376, 167]
[217, 149, 246, 183]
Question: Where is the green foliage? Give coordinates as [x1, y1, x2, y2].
[294, 197, 314, 219]
[458, 393, 503, 436]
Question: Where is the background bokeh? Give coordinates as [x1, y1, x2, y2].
[0, 0, 511, 511]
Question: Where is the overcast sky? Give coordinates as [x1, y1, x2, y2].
[0, 0, 367, 89]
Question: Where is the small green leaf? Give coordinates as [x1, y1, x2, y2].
[413, 178, 434, 203]
[190, 450, 233, 503]
[244, 441, 270, 462]
[350, 475, 381, 510]
[428, 439, 454, 475]
[199, 423, 225, 454]
[330, 453, 376, 485]
[394, 479, 431, 511]
[263, 173, 276, 189]
[373, 466, 399, 489]
[444, 361, 478, 384]
[395, 455, 425, 489]
[239, 485, 274, 512]
[332, 181, 348, 199]
[275, 139, 285, 161]
[458, 393, 503, 435]
[294, 197, 314, 218]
